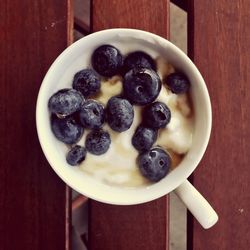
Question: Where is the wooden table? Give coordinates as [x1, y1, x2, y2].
[1, 0, 249, 249]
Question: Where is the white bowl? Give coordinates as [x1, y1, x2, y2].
[36, 28, 218, 228]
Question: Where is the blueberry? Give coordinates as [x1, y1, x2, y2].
[123, 51, 156, 73]
[123, 67, 161, 105]
[91, 45, 123, 77]
[85, 129, 111, 155]
[106, 96, 134, 132]
[51, 114, 84, 144]
[66, 145, 87, 166]
[79, 100, 104, 129]
[48, 89, 84, 116]
[165, 72, 190, 94]
[138, 147, 171, 182]
[143, 101, 171, 129]
[72, 69, 101, 97]
[132, 125, 157, 152]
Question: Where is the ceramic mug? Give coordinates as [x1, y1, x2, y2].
[36, 28, 218, 229]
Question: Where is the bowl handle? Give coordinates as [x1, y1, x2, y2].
[174, 179, 218, 229]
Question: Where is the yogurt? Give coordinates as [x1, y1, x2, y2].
[79, 57, 194, 187]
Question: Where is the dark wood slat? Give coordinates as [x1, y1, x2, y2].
[188, 1, 250, 249]
[89, 1, 169, 250]
[91, 0, 169, 38]
[89, 198, 168, 250]
[0, 1, 73, 249]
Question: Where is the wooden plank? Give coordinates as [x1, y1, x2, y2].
[89, 198, 168, 250]
[91, 0, 169, 38]
[0, 1, 73, 249]
[89, 1, 169, 250]
[188, 1, 250, 249]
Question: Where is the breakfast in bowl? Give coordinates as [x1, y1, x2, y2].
[36, 29, 217, 228]
[36, 28, 218, 228]
[47, 44, 194, 187]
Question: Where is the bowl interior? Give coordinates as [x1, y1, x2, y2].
[36, 29, 211, 205]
